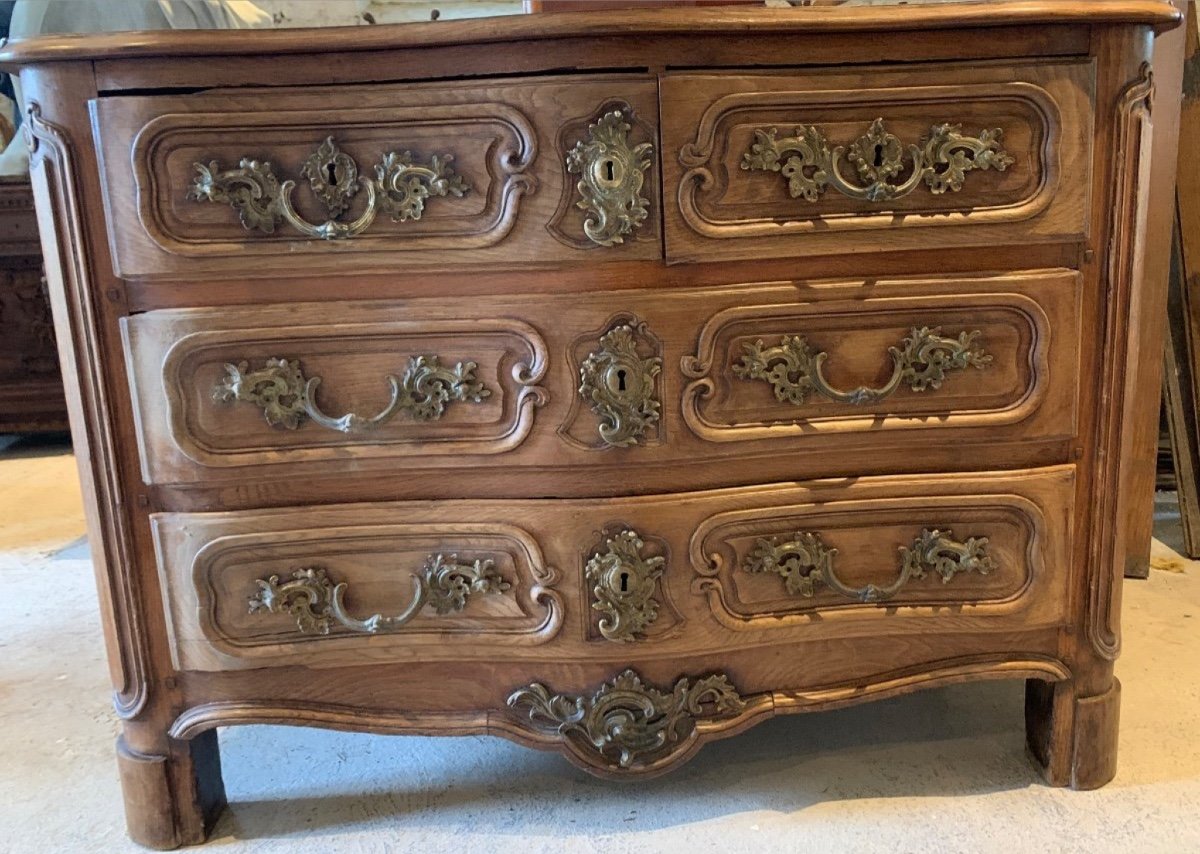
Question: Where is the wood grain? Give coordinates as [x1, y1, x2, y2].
[92, 75, 660, 279]
[122, 271, 1080, 489]
[150, 466, 1074, 672]
[0, 2, 1180, 66]
[4, 3, 1180, 844]
[663, 60, 1094, 263]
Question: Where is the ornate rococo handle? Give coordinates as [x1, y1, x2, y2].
[214, 354, 490, 434]
[745, 528, 997, 604]
[507, 668, 746, 771]
[733, 326, 991, 406]
[189, 136, 469, 241]
[248, 554, 510, 635]
[567, 109, 654, 247]
[741, 117, 1014, 203]
[578, 323, 662, 447]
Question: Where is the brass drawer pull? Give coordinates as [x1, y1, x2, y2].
[189, 136, 469, 241]
[567, 109, 653, 247]
[214, 354, 489, 434]
[734, 326, 991, 406]
[248, 554, 510, 635]
[579, 323, 661, 447]
[745, 528, 996, 604]
[507, 669, 745, 770]
[741, 118, 1013, 203]
[586, 529, 665, 642]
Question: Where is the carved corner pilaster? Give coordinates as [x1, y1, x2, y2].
[1087, 62, 1155, 662]
[26, 102, 151, 718]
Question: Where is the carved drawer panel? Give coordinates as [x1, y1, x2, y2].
[689, 475, 1067, 631]
[662, 59, 1093, 263]
[152, 511, 564, 671]
[677, 466, 1074, 640]
[123, 269, 1079, 488]
[122, 308, 548, 483]
[152, 465, 1072, 672]
[681, 280, 1078, 443]
[91, 74, 660, 280]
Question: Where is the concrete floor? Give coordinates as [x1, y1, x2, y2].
[1, 434, 1198, 854]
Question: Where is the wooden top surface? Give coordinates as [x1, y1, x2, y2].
[0, 1, 1180, 67]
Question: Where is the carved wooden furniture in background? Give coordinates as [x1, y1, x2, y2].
[0, 2, 1183, 847]
[1161, 0, 1200, 559]
[0, 177, 66, 432]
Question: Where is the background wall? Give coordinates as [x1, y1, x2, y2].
[253, 0, 523, 27]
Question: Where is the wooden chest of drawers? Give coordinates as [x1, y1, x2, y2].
[1, 2, 1183, 847]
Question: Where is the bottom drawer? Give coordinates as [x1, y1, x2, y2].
[152, 465, 1075, 672]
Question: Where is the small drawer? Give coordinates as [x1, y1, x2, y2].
[152, 465, 1073, 672]
[92, 74, 661, 280]
[662, 59, 1094, 263]
[122, 269, 1081, 490]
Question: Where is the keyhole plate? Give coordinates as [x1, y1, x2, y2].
[578, 322, 662, 449]
[301, 137, 360, 218]
[565, 109, 653, 247]
[585, 528, 666, 642]
[604, 361, 638, 400]
[592, 155, 626, 190]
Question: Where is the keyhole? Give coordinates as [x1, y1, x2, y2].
[619, 571, 629, 593]
[873, 144, 885, 168]
[616, 369, 627, 392]
[326, 162, 338, 184]
[605, 160, 616, 182]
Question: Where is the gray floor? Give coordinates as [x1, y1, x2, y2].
[2, 435, 1198, 853]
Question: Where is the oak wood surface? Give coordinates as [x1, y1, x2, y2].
[0, 3, 1180, 66]
[662, 59, 1094, 263]
[121, 271, 1080, 490]
[6, 3, 1178, 846]
[151, 466, 1073, 672]
[93, 75, 661, 279]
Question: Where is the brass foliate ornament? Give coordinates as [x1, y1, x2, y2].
[745, 528, 997, 604]
[507, 669, 745, 770]
[742, 117, 1013, 203]
[734, 326, 991, 407]
[249, 554, 510, 635]
[190, 136, 468, 240]
[566, 109, 654, 247]
[578, 324, 661, 447]
[586, 529, 665, 642]
[214, 353, 489, 434]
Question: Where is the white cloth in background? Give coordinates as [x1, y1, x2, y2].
[0, 0, 271, 175]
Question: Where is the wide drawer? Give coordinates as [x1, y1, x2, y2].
[122, 269, 1082, 489]
[92, 74, 661, 280]
[662, 59, 1094, 263]
[152, 466, 1074, 672]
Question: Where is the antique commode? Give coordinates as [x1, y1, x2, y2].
[0, 2, 1183, 847]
